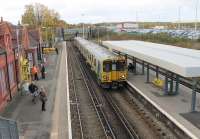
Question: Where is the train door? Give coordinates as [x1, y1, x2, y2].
[102, 61, 112, 83]
[111, 62, 117, 81]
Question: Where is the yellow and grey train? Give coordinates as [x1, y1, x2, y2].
[74, 37, 127, 88]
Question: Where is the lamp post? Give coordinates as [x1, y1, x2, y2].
[16, 25, 23, 88]
[195, 0, 199, 33]
[82, 14, 85, 38]
[42, 27, 48, 47]
[178, 6, 181, 30]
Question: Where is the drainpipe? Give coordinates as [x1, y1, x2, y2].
[12, 47, 19, 90]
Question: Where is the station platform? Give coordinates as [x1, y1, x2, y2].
[0, 42, 70, 139]
[127, 69, 200, 138]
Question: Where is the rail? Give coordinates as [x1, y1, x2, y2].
[71, 43, 116, 139]
[104, 93, 140, 139]
[67, 44, 84, 139]
[75, 44, 139, 139]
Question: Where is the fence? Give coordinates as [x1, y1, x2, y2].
[0, 117, 19, 139]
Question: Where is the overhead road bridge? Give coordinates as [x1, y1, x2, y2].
[103, 40, 200, 112]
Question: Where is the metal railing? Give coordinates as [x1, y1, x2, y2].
[0, 117, 19, 139]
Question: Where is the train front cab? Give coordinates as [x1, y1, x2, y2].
[100, 59, 127, 89]
[111, 59, 127, 87]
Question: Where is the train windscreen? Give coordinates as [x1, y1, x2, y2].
[116, 61, 126, 71]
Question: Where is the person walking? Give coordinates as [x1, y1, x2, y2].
[32, 65, 39, 80]
[41, 64, 46, 79]
[28, 82, 38, 104]
[39, 87, 47, 111]
[55, 48, 58, 55]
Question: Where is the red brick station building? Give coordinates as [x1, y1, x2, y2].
[0, 17, 43, 111]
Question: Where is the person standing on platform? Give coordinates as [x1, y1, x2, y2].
[55, 48, 58, 55]
[41, 64, 46, 79]
[32, 65, 39, 80]
[39, 86, 47, 111]
[128, 63, 134, 72]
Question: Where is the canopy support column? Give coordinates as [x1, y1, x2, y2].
[191, 78, 198, 112]
[175, 75, 179, 94]
[170, 73, 174, 94]
[142, 61, 145, 75]
[164, 72, 169, 95]
[156, 66, 159, 78]
[146, 63, 150, 83]
[132, 57, 137, 75]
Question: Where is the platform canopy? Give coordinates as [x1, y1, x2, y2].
[103, 40, 200, 78]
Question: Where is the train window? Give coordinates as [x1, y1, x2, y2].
[116, 61, 125, 71]
[112, 63, 116, 71]
[103, 61, 111, 72]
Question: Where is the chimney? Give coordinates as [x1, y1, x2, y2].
[0, 17, 3, 23]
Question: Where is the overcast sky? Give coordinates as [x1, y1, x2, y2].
[0, 0, 199, 24]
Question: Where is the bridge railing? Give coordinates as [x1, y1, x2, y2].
[0, 117, 19, 139]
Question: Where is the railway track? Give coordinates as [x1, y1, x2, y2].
[74, 43, 179, 138]
[74, 43, 139, 138]
[68, 41, 115, 139]
[103, 93, 139, 139]
[70, 40, 179, 139]
[109, 88, 178, 139]
[69, 39, 196, 139]
[125, 82, 193, 139]
[67, 42, 84, 138]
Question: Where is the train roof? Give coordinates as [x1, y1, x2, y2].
[75, 37, 117, 61]
[103, 40, 200, 78]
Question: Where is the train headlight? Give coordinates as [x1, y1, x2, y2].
[103, 75, 109, 80]
[122, 75, 125, 78]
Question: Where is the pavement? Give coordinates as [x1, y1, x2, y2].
[0, 42, 69, 139]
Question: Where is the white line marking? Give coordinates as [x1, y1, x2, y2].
[65, 42, 72, 139]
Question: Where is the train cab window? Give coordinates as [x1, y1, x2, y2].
[103, 61, 112, 72]
[116, 61, 126, 71]
[112, 63, 116, 71]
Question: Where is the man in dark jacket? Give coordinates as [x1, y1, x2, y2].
[28, 82, 38, 103]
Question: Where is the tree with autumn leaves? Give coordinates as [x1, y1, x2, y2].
[21, 3, 67, 43]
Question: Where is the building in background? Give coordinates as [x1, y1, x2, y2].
[0, 17, 43, 111]
[105, 22, 139, 32]
[0, 18, 18, 110]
